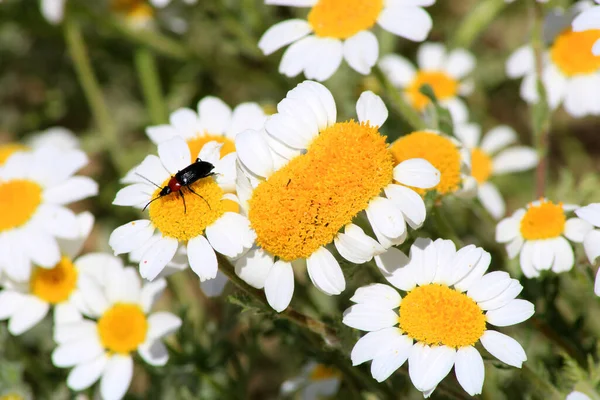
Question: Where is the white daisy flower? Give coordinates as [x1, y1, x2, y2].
[496, 199, 593, 278]
[0, 148, 98, 282]
[150, 0, 198, 7]
[40, 0, 67, 24]
[52, 260, 181, 400]
[573, 0, 600, 56]
[110, 138, 255, 282]
[0, 212, 93, 335]
[567, 391, 593, 400]
[344, 238, 534, 397]
[575, 203, 600, 294]
[454, 123, 539, 219]
[258, 0, 435, 81]
[235, 80, 440, 312]
[0, 126, 79, 166]
[379, 43, 476, 124]
[506, 3, 600, 118]
[280, 362, 341, 400]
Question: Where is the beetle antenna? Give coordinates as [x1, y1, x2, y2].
[142, 194, 163, 211]
[186, 186, 211, 210]
[136, 173, 162, 189]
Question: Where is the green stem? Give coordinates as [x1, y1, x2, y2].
[521, 364, 563, 400]
[450, 0, 507, 49]
[372, 65, 426, 131]
[135, 48, 168, 125]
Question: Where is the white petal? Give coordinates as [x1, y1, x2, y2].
[507, 236, 524, 260]
[25, 230, 61, 269]
[100, 355, 133, 400]
[306, 247, 346, 295]
[234, 247, 274, 289]
[279, 36, 319, 78]
[343, 31, 379, 75]
[573, 7, 600, 31]
[576, 203, 600, 227]
[454, 250, 492, 292]
[138, 339, 169, 367]
[158, 137, 191, 174]
[384, 184, 426, 229]
[584, 230, 600, 265]
[342, 304, 398, 331]
[506, 46, 534, 78]
[54, 302, 82, 325]
[486, 299, 534, 327]
[145, 125, 179, 145]
[67, 354, 108, 391]
[285, 81, 330, 130]
[416, 42, 446, 71]
[78, 275, 109, 317]
[266, 113, 313, 150]
[265, 0, 317, 6]
[564, 218, 594, 243]
[187, 235, 218, 282]
[375, 247, 415, 291]
[8, 296, 49, 335]
[467, 271, 512, 303]
[139, 237, 179, 281]
[108, 220, 154, 256]
[35, 203, 80, 239]
[140, 279, 167, 313]
[351, 327, 405, 365]
[197, 97, 234, 136]
[366, 197, 406, 239]
[550, 236, 575, 274]
[393, 158, 440, 188]
[199, 270, 229, 297]
[478, 280, 523, 311]
[43, 176, 98, 205]
[444, 97, 469, 124]
[493, 147, 539, 175]
[478, 183, 506, 220]
[453, 123, 481, 149]
[378, 6, 433, 42]
[206, 213, 255, 258]
[370, 334, 414, 382]
[59, 211, 95, 259]
[197, 141, 222, 165]
[40, 0, 66, 23]
[276, 97, 319, 143]
[350, 283, 401, 308]
[259, 19, 313, 55]
[106, 266, 141, 305]
[408, 237, 436, 285]
[147, 312, 182, 340]
[378, 54, 416, 87]
[455, 346, 484, 396]
[52, 334, 104, 367]
[356, 91, 388, 131]
[334, 224, 384, 264]
[264, 260, 295, 312]
[235, 129, 274, 178]
[304, 38, 343, 82]
[480, 125, 518, 154]
[227, 103, 266, 138]
[409, 344, 456, 392]
[112, 184, 154, 209]
[519, 241, 539, 278]
[445, 49, 476, 80]
[169, 108, 200, 139]
[480, 330, 527, 368]
[495, 214, 522, 243]
[447, 245, 483, 286]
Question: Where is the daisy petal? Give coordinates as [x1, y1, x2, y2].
[259, 19, 313, 55]
[356, 90, 388, 127]
[480, 330, 527, 368]
[393, 158, 440, 188]
[140, 279, 167, 313]
[378, 54, 416, 87]
[342, 304, 398, 331]
[493, 147, 539, 175]
[445, 49, 476, 80]
[378, 6, 432, 42]
[455, 346, 484, 396]
[264, 260, 295, 312]
[304, 38, 343, 82]
[306, 247, 346, 295]
[100, 355, 133, 400]
[138, 339, 169, 367]
[236, 129, 274, 178]
[334, 223, 384, 264]
[234, 247, 274, 289]
[109, 220, 155, 256]
[366, 197, 407, 239]
[375, 247, 415, 291]
[52, 335, 104, 367]
[384, 184, 426, 229]
[351, 327, 405, 365]
[564, 218, 594, 243]
[371, 334, 413, 382]
[343, 31, 379, 75]
[158, 137, 191, 174]
[486, 299, 534, 327]
[67, 354, 109, 391]
[187, 235, 218, 282]
[350, 283, 401, 309]
[576, 203, 600, 227]
[139, 237, 178, 281]
[478, 182, 506, 220]
[8, 296, 49, 335]
[584, 230, 600, 265]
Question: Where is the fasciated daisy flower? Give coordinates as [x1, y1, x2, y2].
[379, 43, 476, 124]
[280, 362, 341, 399]
[496, 199, 593, 278]
[0, 148, 98, 281]
[345, 238, 534, 397]
[235, 81, 440, 312]
[52, 259, 181, 400]
[110, 138, 255, 282]
[0, 126, 79, 166]
[574, 203, 600, 294]
[389, 130, 475, 198]
[454, 123, 539, 219]
[258, 0, 434, 81]
[573, 1, 600, 56]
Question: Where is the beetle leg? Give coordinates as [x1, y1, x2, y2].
[186, 186, 211, 210]
[180, 191, 187, 214]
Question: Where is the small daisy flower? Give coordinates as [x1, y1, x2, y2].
[0, 126, 79, 166]
[379, 43, 476, 124]
[281, 362, 341, 400]
[110, 0, 155, 28]
[40, 0, 67, 24]
[454, 123, 539, 219]
[235, 81, 440, 312]
[110, 138, 255, 282]
[0, 212, 93, 335]
[573, 1, 600, 55]
[389, 130, 475, 198]
[345, 238, 534, 397]
[0, 148, 98, 281]
[575, 203, 600, 293]
[258, 0, 435, 81]
[52, 260, 181, 400]
[496, 199, 593, 278]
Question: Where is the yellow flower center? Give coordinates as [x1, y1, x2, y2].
[187, 134, 236, 161]
[308, 0, 384, 39]
[470, 147, 493, 184]
[406, 71, 459, 111]
[111, 0, 153, 22]
[309, 364, 341, 381]
[97, 303, 148, 354]
[0, 394, 25, 400]
[148, 177, 226, 242]
[390, 131, 461, 195]
[520, 200, 566, 240]
[551, 29, 600, 77]
[0, 180, 43, 232]
[30, 257, 78, 304]
[399, 284, 486, 348]
[248, 121, 393, 261]
[0, 143, 28, 165]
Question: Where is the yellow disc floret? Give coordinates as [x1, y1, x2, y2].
[406, 71, 459, 111]
[30, 257, 78, 304]
[249, 121, 393, 261]
[98, 303, 148, 354]
[551, 29, 600, 77]
[520, 200, 566, 240]
[187, 134, 236, 161]
[470, 148, 493, 184]
[149, 177, 226, 242]
[308, 0, 384, 39]
[399, 284, 486, 348]
[390, 131, 462, 195]
[0, 144, 28, 165]
[0, 180, 43, 232]
[309, 364, 342, 381]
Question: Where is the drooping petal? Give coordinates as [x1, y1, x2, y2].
[455, 346, 484, 396]
[234, 247, 274, 289]
[306, 247, 346, 295]
[187, 235, 218, 282]
[264, 261, 295, 312]
[139, 237, 179, 281]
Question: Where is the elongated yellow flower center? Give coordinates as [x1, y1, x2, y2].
[390, 131, 461, 195]
[551, 29, 600, 77]
[406, 71, 459, 111]
[399, 284, 486, 348]
[98, 304, 148, 354]
[470, 147, 493, 184]
[0, 180, 43, 232]
[309, 364, 341, 381]
[187, 134, 236, 161]
[0, 144, 28, 165]
[149, 177, 226, 242]
[308, 0, 384, 39]
[249, 121, 393, 261]
[30, 257, 78, 304]
[520, 200, 565, 240]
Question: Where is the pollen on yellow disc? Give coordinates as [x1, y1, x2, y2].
[30, 257, 78, 304]
[97, 303, 148, 354]
[187, 134, 236, 161]
[249, 120, 393, 261]
[390, 131, 461, 195]
[399, 284, 486, 348]
[0, 143, 28, 165]
[551, 29, 600, 77]
[0, 180, 43, 232]
[406, 71, 459, 111]
[520, 200, 566, 240]
[308, 0, 384, 39]
[149, 177, 225, 242]
[470, 148, 493, 184]
[309, 364, 342, 381]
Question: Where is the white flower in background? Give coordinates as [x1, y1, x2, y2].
[572, 0, 600, 55]
[0, 148, 98, 281]
[496, 199, 593, 278]
[110, 138, 255, 283]
[280, 362, 341, 400]
[52, 260, 181, 400]
[150, 0, 198, 7]
[40, 0, 66, 24]
[567, 391, 593, 400]
[575, 203, 600, 294]
[454, 123, 539, 219]
[0, 212, 93, 335]
[0, 126, 79, 166]
[235, 81, 440, 312]
[379, 43, 475, 124]
[344, 239, 534, 397]
[258, 0, 435, 81]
